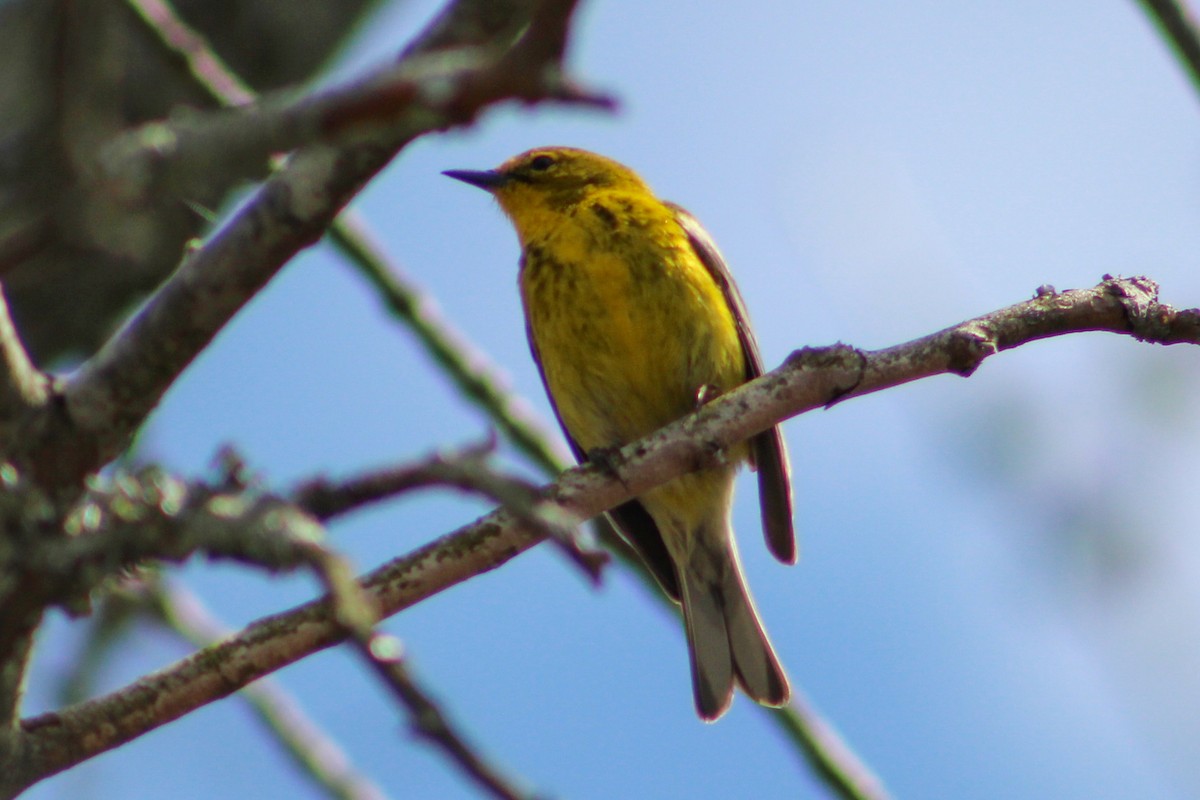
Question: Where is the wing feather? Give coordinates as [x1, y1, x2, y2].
[668, 204, 797, 564]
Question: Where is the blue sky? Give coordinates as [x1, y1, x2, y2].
[24, 2, 1200, 798]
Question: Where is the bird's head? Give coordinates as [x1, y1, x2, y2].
[444, 147, 649, 241]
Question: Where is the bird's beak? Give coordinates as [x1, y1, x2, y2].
[442, 169, 508, 191]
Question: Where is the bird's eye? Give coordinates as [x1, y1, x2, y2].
[529, 155, 555, 171]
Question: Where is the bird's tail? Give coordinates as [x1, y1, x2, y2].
[679, 530, 790, 721]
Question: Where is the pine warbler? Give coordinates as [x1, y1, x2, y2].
[445, 147, 795, 720]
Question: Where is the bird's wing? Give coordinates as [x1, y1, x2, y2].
[521, 275, 682, 600]
[668, 203, 797, 564]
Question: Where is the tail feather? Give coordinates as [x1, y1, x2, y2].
[680, 569, 734, 721]
[723, 561, 790, 706]
[680, 537, 790, 720]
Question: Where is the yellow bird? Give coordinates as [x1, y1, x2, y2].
[445, 147, 794, 720]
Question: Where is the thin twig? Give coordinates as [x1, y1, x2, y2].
[300, 547, 538, 800]
[148, 580, 389, 800]
[24, 474, 327, 607]
[123, 0, 255, 105]
[292, 437, 500, 520]
[15, 277, 1195, 796]
[54, 567, 388, 798]
[401, 0, 539, 58]
[292, 439, 606, 581]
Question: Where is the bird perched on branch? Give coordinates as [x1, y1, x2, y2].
[445, 147, 795, 720]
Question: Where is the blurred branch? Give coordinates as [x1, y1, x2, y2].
[402, 0, 539, 57]
[268, 530, 545, 800]
[1137, 0, 1200, 97]
[0, 467, 57, 728]
[2, 0, 382, 364]
[7, 440, 582, 650]
[13, 276, 1195, 795]
[120, 1, 607, 582]
[99, 0, 612, 210]
[151, 582, 390, 800]
[20, 468, 328, 608]
[2, 440, 574, 791]
[302, 551, 541, 800]
[328, 216, 570, 480]
[780, 689, 891, 800]
[347, 634, 537, 800]
[0, 462, 330, 703]
[123, 0, 255, 106]
[0, 626, 35, 730]
[22, 0, 602, 489]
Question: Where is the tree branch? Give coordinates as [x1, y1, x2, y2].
[125, 0, 579, 514]
[10, 276, 1192, 795]
[122, 0, 256, 107]
[31, 0, 599, 489]
[295, 437, 539, 522]
[346, 632, 538, 800]
[6, 440, 573, 639]
[128, 0, 608, 588]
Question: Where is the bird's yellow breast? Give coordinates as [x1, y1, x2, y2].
[519, 192, 745, 454]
